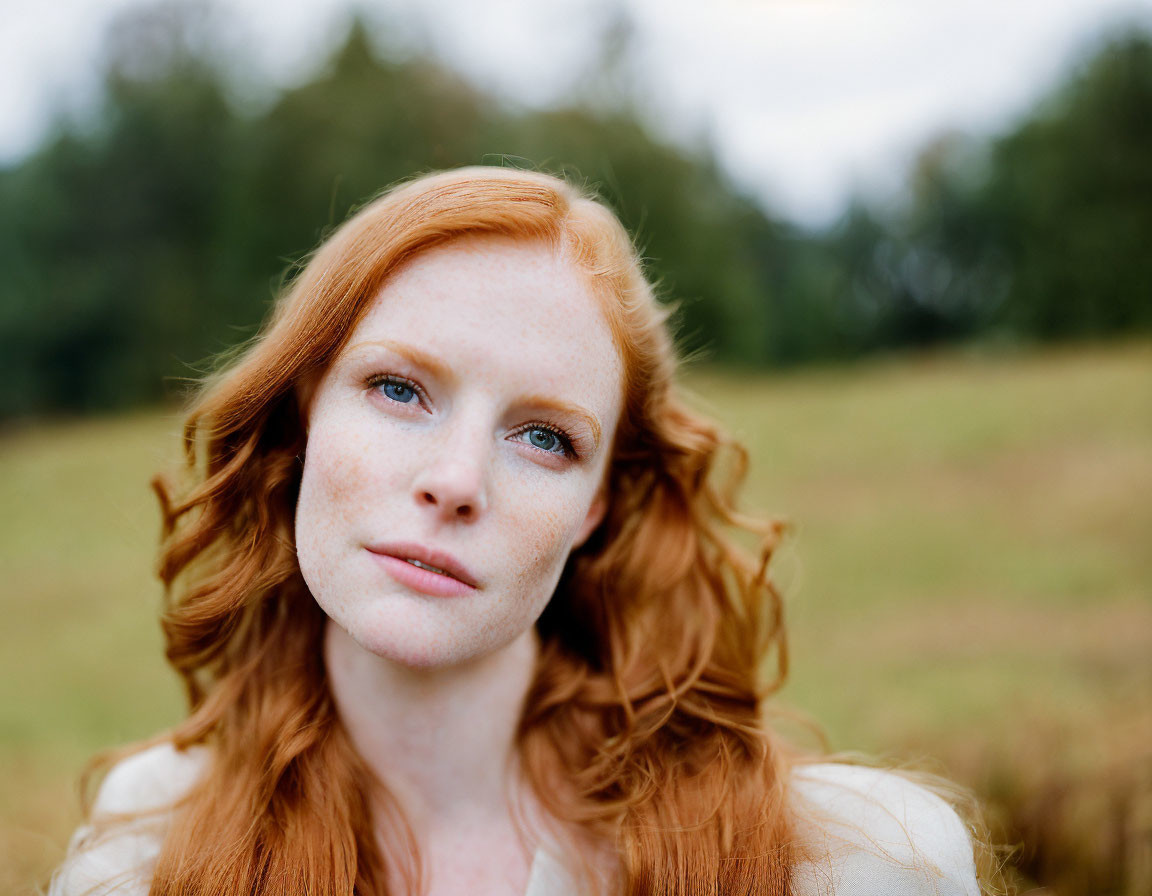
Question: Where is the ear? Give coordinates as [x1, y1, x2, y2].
[572, 484, 608, 549]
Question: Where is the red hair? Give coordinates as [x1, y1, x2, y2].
[132, 167, 795, 894]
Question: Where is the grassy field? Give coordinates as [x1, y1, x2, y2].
[3, 340, 1150, 894]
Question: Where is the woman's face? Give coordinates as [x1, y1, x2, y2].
[295, 235, 623, 669]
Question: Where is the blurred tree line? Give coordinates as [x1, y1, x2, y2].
[1, 2, 1149, 418]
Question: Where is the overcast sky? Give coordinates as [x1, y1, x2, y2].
[3, 0, 1151, 225]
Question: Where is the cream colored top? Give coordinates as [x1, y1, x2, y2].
[50, 744, 979, 895]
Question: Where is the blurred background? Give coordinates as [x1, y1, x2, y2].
[1, 1, 1149, 893]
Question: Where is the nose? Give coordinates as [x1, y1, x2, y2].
[411, 432, 490, 522]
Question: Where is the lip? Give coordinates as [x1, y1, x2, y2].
[365, 541, 480, 595]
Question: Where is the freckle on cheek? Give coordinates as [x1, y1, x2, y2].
[515, 506, 571, 581]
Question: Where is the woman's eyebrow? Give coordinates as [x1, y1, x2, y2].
[344, 338, 455, 383]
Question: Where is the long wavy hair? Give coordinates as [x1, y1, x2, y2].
[131, 166, 794, 894]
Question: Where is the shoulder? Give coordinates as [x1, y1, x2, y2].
[89, 740, 209, 815]
[49, 742, 210, 896]
[788, 763, 980, 896]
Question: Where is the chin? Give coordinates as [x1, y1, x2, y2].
[344, 620, 483, 671]
[319, 591, 538, 672]
[372, 639, 460, 670]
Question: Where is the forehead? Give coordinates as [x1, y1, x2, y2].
[347, 235, 623, 402]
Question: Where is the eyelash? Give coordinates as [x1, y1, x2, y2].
[366, 373, 427, 407]
[364, 373, 579, 460]
[509, 422, 577, 459]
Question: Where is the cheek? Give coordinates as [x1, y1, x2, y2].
[500, 488, 585, 595]
[296, 420, 396, 552]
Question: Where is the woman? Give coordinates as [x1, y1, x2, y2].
[52, 166, 997, 895]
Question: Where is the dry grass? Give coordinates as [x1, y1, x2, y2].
[0, 409, 186, 894]
[2, 340, 1149, 894]
[692, 340, 1152, 894]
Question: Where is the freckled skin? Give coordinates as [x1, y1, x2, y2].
[295, 236, 624, 670]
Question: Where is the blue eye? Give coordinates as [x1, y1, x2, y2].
[528, 428, 559, 451]
[517, 425, 573, 457]
[377, 377, 419, 404]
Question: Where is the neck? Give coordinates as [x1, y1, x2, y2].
[323, 619, 540, 833]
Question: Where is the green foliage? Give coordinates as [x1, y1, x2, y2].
[0, 3, 796, 418]
[1, 4, 1150, 418]
[896, 29, 1152, 343]
[760, 26, 1152, 360]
